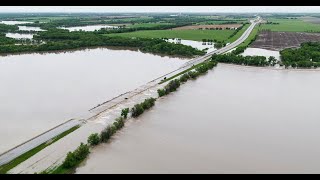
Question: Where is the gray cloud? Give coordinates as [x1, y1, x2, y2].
[0, 6, 319, 13]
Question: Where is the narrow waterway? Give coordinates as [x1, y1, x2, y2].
[76, 64, 320, 174]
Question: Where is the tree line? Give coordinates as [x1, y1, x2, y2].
[157, 60, 218, 97]
[0, 29, 205, 57]
[211, 53, 276, 67]
[280, 42, 320, 68]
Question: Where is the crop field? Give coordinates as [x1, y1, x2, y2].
[196, 20, 247, 25]
[250, 30, 320, 51]
[172, 24, 242, 30]
[104, 29, 235, 42]
[126, 22, 173, 28]
[259, 18, 320, 32]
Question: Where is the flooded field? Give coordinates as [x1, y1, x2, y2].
[241, 48, 280, 60]
[59, 25, 118, 32]
[0, 47, 186, 154]
[0, 21, 33, 25]
[5, 33, 34, 39]
[77, 64, 320, 174]
[18, 26, 45, 31]
[167, 38, 217, 53]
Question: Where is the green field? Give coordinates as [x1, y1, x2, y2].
[105, 29, 235, 42]
[126, 22, 173, 28]
[260, 18, 320, 32]
[15, 16, 74, 23]
[197, 20, 247, 25]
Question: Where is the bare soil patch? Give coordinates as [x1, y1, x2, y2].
[250, 30, 320, 51]
[172, 24, 242, 30]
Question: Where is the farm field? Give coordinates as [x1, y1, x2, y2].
[259, 18, 320, 32]
[126, 22, 173, 28]
[172, 24, 242, 30]
[250, 30, 320, 51]
[105, 29, 235, 42]
[196, 20, 247, 25]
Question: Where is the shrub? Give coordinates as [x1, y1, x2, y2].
[100, 125, 114, 143]
[157, 89, 167, 97]
[62, 143, 90, 169]
[131, 104, 145, 118]
[114, 117, 125, 130]
[121, 108, 129, 119]
[179, 73, 190, 82]
[87, 133, 100, 146]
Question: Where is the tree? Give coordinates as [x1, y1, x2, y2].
[131, 104, 144, 118]
[87, 133, 100, 146]
[100, 125, 113, 143]
[121, 108, 129, 119]
[62, 152, 77, 168]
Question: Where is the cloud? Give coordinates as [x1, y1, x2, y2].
[0, 6, 319, 13]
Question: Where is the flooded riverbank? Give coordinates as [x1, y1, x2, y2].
[241, 48, 280, 60]
[59, 25, 119, 32]
[167, 38, 217, 53]
[76, 64, 320, 174]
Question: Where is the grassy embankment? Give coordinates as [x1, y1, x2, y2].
[0, 125, 80, 174]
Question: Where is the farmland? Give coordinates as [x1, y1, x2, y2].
[259, 18, 320, 32]
[250, 30, 320, 51]
[126, 22, 173, 28]
[172, 24, 242, 30]
[105, 29, 236, 42]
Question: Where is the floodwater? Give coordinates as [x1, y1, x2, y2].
[59, 25, 118, 32]
[167, 38, 217, 53]
[77, 64, 320, 174]
[0, 47, 186, 154]
[5, 33, 34, 39]
[0, 21, 33, 25]
[242, 48, 281, 60]
[18, 26, 45, 31]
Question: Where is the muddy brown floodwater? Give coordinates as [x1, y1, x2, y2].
[76, 64, 320, 174]
[0, 47, 185, 154]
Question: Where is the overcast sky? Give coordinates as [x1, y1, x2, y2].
[0, 6, 319, 13]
